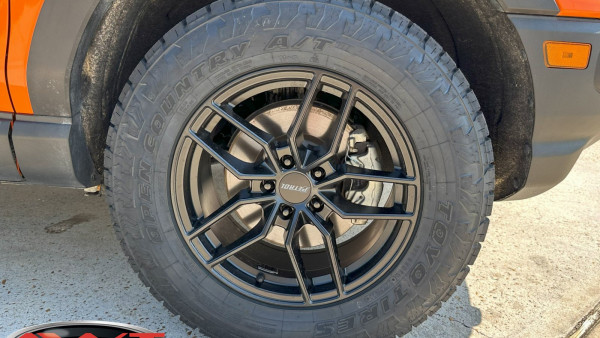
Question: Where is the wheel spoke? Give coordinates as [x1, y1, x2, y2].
[316, 164, 416, 188]
[284, 212, 312, 303]
[307, 88, 357, 170]
[188, 128, 275, 180]
[319, 192, 413, 220]
[186, 190, 276, 240]
[304, 211, 344, 296]
[206, 202, 278, 267]
[211, 102, 280, 172]
[287, 73, 323, 167]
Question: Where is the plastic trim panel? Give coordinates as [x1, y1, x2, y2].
[11, 118, 98, 187]
[507, 15, 600, 200]
[499, 0, 559, 15]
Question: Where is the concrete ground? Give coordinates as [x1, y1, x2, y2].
[1, 143, 599, 337]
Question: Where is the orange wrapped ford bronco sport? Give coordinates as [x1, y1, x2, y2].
[1, 0, 599, 336]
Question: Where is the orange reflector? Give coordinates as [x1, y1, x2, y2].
[544, 41, 592, 70]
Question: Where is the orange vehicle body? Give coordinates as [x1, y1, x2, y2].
[0, 0, 12, 113]
[0, 0, 44, 115]
[557, 0, 600, 19]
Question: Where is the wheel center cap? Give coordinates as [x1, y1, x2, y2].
[278, 172, 312, 204]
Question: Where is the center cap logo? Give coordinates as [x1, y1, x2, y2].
[279, 172, 312, 204]
[280, 184, 310, 193]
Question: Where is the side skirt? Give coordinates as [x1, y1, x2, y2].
[9, 115, 99, 187]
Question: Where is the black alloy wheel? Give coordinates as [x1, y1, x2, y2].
[170, 68, 421, 306]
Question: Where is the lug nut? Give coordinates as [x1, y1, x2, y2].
[280, 205, 294, 219]
[311, 167, 326, 180]
[261, 180, 275, 192]
[280, 155, 295, 169]
[310, 197, 324, 212]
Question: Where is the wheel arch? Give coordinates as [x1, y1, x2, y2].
[73, 0, 534, 199]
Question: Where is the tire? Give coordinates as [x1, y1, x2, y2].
[104, 0, 494, 337]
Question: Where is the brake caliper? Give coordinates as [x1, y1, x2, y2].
[344, 127, 384, 225]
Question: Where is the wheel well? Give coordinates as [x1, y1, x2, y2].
[72, 0, 534, 200]
[383, 0, 535, 200]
